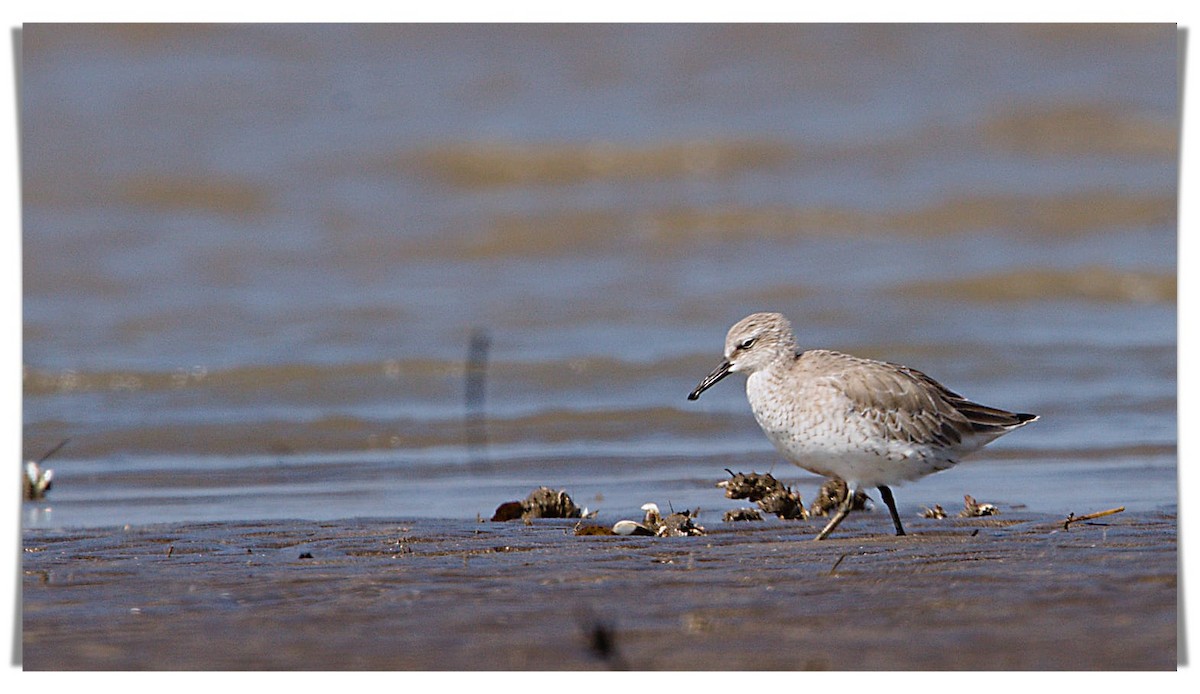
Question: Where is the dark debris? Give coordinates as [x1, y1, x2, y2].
[921, 504, 948, 519]
[723, 508, 763, 522]
[759, 488, 807, 520]
[613, 503, 705, 537]
[573, 524, 615, 536]
[809, 478, 869, 517]
[491, 487, 583, 522]
[718, 470, 807, 520]
[718, 470, 783, 502]
[657, 509, 706, 537]
[959, 495, 999, 518]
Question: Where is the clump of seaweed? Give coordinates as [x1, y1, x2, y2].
[760, 488, 806, 520]
[723, 508, 763, 522]
[718, 470, 782, 502]
[959, 494, 999, 518]
[809, 478, 869, 517]
[492, 487, 583, 521]
[921, 504, 947, 519]
[612, 503, 706, 537]
[656, 507, 706, 537]
[717, 469, 807, 520]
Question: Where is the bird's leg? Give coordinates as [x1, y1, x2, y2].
[878, 485, 906, 536]
[814, 483, 857, 541]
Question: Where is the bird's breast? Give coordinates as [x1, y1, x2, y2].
[743, 369, 956, 485]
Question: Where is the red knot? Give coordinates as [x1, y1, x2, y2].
[688, 312, 1037, 540]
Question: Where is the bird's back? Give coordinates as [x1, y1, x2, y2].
[746, 349, 1036, 486]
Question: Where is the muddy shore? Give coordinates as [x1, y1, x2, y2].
[21, 510, 1176, 670]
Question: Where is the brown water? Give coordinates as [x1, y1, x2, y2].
[21, 24, 1178, 529]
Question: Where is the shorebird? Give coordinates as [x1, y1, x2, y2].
[687, 312, 1036, 540]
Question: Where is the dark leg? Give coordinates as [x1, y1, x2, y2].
[814, 484, 857, 541]
[878, 485, 906, 536]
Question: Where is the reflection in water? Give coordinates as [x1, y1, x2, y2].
[464, 327, 491, 464]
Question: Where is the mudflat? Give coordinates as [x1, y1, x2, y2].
[21, 510, 1176, 670]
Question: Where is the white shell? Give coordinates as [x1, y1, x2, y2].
[612, 520, 652, 536]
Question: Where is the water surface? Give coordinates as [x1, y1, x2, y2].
[22, 24, 1178, 529]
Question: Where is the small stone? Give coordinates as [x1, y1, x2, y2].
[490, 501, 525, 522]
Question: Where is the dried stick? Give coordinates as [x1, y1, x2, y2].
[35, 438, 71, 465]
[827, 553, 849, 576]
[1063, 506, 1125, 530]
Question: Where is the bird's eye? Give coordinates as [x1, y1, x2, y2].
[738, 337, 757, 350]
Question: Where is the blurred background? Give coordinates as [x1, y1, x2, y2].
[21, 24, 1177, 528]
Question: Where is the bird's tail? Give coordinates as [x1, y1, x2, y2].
[957, 401, 1038, 434]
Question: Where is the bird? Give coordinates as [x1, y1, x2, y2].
[687, 312, 1037, 540]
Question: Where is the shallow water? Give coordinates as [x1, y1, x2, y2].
[22, 24, 1178, 529]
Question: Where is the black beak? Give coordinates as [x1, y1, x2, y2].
[688, 361, 732, 400]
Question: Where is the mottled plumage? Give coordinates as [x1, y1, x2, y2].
[688, 312, 1036, 540]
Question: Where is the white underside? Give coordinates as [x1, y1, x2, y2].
[745, 370, 988, 489]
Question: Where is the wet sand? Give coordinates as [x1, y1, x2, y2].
[21, 510, 1176, 670]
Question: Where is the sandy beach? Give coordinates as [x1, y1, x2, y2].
[21, 509, 1176, 670]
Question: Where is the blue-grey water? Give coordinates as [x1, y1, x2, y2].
[22, 24, 1177, 529]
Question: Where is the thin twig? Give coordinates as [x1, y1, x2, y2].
[827, 552, 849, 576]
[1063, 506, 1125, 530]
[35, 438, 71, 465]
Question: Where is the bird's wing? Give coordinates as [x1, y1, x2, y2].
[812, 355, 974, 448]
